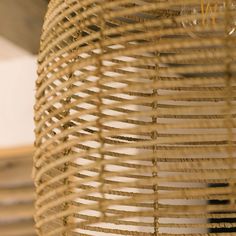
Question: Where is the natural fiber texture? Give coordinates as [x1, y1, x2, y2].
[34, 0, 236, 235]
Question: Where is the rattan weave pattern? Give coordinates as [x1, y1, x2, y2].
[34, 0, 236, 235]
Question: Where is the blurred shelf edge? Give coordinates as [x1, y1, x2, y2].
[0, 0, 49, 54]
[0, 145, 36, 235]
[0, 145, 34, 187]
[0, 145, 34, 160]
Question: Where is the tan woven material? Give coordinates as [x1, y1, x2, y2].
[34, 0, 236, 235]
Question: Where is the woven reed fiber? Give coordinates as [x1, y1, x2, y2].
[34, 0, 236, 235]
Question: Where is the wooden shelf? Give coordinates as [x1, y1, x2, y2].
[0, 145, 34, 160]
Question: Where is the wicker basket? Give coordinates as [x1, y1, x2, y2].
[34, 0, 236, 235]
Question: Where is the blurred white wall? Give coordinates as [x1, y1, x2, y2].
[0, 36, 36, 148]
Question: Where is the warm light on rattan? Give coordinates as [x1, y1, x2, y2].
[34, 0, 236, 235]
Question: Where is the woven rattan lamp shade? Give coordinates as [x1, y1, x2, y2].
[34, 0, 236, 235]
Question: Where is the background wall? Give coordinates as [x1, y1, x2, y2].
[0, 36, 36, 148]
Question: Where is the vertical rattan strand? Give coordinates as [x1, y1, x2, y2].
[97, 1, 106, 220]
[224, 0, 235, 206]
[151, 45, 160, 236]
